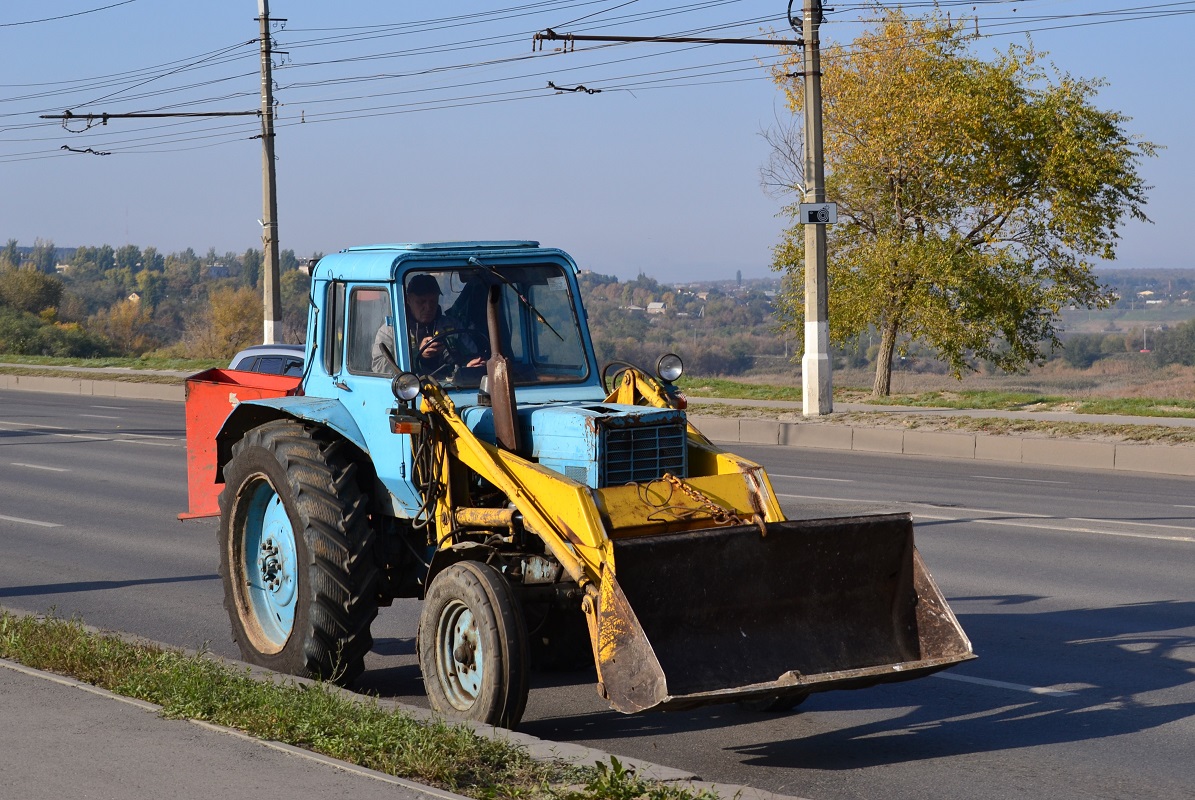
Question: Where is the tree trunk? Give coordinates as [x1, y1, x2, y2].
[872, 319, 899, 397]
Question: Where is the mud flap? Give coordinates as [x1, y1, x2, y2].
[591, 513, 974, 714]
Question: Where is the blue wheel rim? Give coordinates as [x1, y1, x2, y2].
[437, 599, 484, 710]
[242, 478, 298, 649]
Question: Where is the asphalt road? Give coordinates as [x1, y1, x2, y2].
[1, 389, 1193, 800]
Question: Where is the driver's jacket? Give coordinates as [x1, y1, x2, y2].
[407, 309, 469, 371]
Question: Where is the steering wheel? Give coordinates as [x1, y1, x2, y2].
[601, 360, 646, 394]
[416, 328, 489, 377]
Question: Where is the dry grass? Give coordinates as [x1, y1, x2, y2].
[741, 359, 1195, 401]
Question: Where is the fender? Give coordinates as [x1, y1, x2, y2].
[214, 395, 369, 476]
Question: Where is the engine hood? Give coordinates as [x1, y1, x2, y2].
[459, 401, 687, 488]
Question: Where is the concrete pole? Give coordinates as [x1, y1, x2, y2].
[801, 0, 832, 415]
[258, 0, 282, 344]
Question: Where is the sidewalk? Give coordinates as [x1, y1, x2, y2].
[689, 395, 1195, 428]
[0, 653, 801, 800]
[685, 397, 1195, 477]
[0, 658, 455, 800]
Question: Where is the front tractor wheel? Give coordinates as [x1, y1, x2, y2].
[418, 561, 529, 729]
[218, 420, 379, 684]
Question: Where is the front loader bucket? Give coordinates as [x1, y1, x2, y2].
[592, 513, 974, 714]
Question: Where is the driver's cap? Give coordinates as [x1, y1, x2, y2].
[407, 274, 441, 296]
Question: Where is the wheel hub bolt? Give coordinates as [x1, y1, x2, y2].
[454, 641, 475, 667]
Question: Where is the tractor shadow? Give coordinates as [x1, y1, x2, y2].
[516, 598, 1195, 768]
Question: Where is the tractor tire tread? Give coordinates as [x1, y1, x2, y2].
[218, 419, 379, 686]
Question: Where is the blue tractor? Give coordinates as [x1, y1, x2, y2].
[186, 240, 973, 730]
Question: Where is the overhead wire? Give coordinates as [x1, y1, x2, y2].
[5, 1, 1190, 159]
[0, 0, 136, 28]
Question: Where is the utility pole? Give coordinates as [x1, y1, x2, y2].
[801, 0, 831, 415]
[533, 17, 832, 414]
[42, 4, 285, 345]
[257, 0, 282, 344]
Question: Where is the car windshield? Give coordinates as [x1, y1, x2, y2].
[409, 263, 590, 390]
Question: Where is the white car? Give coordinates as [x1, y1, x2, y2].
[228, 344, 305, 376]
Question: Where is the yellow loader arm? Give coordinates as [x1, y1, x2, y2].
[420, 381, 974, 714]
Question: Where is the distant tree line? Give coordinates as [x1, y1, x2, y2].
[0, 238, 316, 360]
[579, 271, 787, 376]
[1058, 323, 1195, 370]
[5, 236, 1190, 379]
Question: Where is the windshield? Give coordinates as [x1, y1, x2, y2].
[403, 263, 590, 390]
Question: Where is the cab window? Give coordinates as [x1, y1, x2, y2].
[323, 282, 345, 375]
[347, 285, 394, 375]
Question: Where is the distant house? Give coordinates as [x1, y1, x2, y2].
[54, 264, 71, 275]
[127, 292, 141, 304]
[620, 304, 645, 313]
[646, 301, 666, 315]
[207, 264, 231, 279]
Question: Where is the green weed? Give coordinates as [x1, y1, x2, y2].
[0, 612, 709, 800]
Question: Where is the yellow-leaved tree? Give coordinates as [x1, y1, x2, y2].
[183, 285, 260, 359]
[767, 5, 1156, 396]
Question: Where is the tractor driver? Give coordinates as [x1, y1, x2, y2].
[372, 273, 484, 374]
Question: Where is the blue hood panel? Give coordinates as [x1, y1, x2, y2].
[460, 402, 687, 488]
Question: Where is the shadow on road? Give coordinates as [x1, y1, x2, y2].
[506, 598, 1195, 770]
[0, 573, 218, 598]
[725, 598, 1195, 770]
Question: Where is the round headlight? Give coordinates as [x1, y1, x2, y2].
[656, 353, 683, 383]
[391, 372, 422, 402]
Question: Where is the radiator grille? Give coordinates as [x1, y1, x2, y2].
[600, 421, 687, 486]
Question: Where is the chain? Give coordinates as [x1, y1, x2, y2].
[661, 473, 744, 526]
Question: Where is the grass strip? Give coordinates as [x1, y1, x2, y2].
[687, 403, 1195, 445]
[835, 411, 1195, 444]
[0, 611, 712, 800]
[0, 354, 219, 371]
[0, 366, 185, 384]
[682, 379, 1195, 420]
[676, 376, 804, 402]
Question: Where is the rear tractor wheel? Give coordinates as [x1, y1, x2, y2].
[218, 420, 379, 684]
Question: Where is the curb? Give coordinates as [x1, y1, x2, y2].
[0, 372, 184, 402]
[5, 373, 1192, 477]
[690, 414, 1195, 477]
[0, 613, 807, 800]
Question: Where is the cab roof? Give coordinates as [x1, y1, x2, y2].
[311, 241, 575, 283]
[345, 240, 539, 252]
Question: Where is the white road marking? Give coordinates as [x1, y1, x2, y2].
[10, 463, 69, 472]
[768, 474, 854, 482]
[777, 493, 1195, 544]
[114, 438, 178, 448]
[933, 672, 1076, 697]
[79, 414, 120, 420]
[0, 514, 61, 528]
[0, 420, 179, 446]
[89, 405, 127, 410]
[972, 475, 1070, 485]
[911, 512, 1195, 544]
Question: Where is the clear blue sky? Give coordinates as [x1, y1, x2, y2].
[1, 1, 1191, 282]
